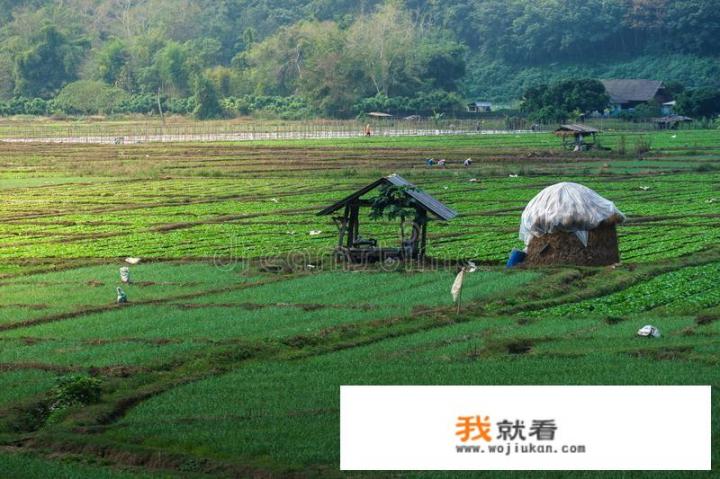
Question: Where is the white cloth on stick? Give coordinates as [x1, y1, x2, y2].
[451, 269, 465, 303]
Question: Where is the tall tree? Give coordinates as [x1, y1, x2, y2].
[94, 39, 131, 87]
[346, 1, 418, 96]
[154, 41, 193, 96]
[193, 74, 223, 119]
[13, 25, 89, 98]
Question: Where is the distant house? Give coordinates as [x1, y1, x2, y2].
[601, 79, 670, 112]
[368, 112, 393, 119]
[661, 101, 676, 115]
[467, 101, 492, 113]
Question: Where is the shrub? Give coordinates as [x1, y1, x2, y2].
[522, 79, 609, 120]
[222, 95, 314, 119]
[193, 75, 224, 120]
[633, 101, 661, 119]
[352, 91, 464, 117]
[617, 135, 627, 155]
[634, 136, 652, 156]
[616, 109, 639, 122]
[49, 375, 102, 409]
[676, 88, 720, 118]
[115, 94, 158, 114]
[0, 96, 51, 116]
[54, 80, 129, 115]
[528, 105, 567, 123]
[166, 96, 195, 115]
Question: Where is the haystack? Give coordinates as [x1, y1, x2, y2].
[519, 182, 625, 266]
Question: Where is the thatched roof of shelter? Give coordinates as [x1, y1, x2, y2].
[653, 115, 693, 124]
[317, 174, 457, 221]
[553, 124, 600, 137]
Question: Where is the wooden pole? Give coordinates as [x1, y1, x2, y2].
[338, 205, 350, 248]
[419, 210, 428, 259]
[456, 286, 462, 315]
[347, 202, 360, 248]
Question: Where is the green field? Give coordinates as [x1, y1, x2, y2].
[0, 128, 719, 478]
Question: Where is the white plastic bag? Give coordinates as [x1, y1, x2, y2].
[519, 182, 625, 246]
[637, 325, 661, 338]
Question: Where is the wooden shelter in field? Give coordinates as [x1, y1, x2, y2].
[467, 101, 493, 113]
[554, 124, 600, 150]
[653, 115, 693, 130]
[317, 174, 457, 263]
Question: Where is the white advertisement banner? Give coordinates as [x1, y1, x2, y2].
[340, 385, 711, 471]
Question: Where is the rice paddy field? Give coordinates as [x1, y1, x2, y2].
[0, 127, 719, 478]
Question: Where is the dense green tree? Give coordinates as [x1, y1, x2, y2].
[346, 2, 418, 97]
[54, 80, 129, 114]
[522, 79, 609, 122]
[13, 25, 89, 98]
[676, 88, 720, 118]
[0, 0, 719, 113]
[154, 42, 193, 96]
[94, 39, 131, 87]
[664, 1, 720, 55]
[192, 74, 223, 119]
[416, 38, 466, 92]
[292, 22, 362, 116]
[0, 54, 14, 99]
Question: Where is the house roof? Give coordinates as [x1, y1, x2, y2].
[554, 124, 600, 136]
[601, 79, 664, 104]
[368, 112, 393, 118]
[316, 174, 458, 221]
[469, 101, 492, 107]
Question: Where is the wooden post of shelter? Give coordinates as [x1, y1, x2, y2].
[418, 209, 428, 259]
[347, 201, 360, 248]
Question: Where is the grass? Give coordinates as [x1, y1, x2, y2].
[536, 261, 720, 317]
[0, 266, 539, 353]
[0, 128, 719, 477]
[0, 370, 58, 408]
[2, 163, 719, 262]
[0, 452, 174, 478]
[0, 262, 260, 327]
[107, 333, 719, 475]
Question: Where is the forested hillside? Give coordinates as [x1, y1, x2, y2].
[0, 0, 719, 117]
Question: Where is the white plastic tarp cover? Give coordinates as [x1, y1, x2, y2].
[519, 182, 625, 247]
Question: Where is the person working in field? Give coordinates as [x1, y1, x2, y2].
[364, 124, 372, 137]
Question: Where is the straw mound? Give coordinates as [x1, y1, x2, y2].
[519, 182, 625, 246]
[525, 223, 620, 267]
